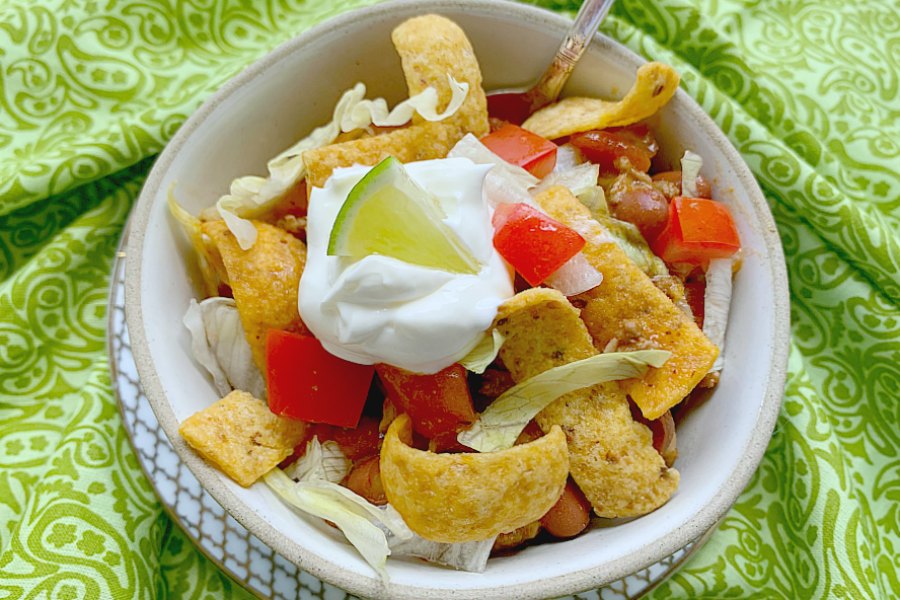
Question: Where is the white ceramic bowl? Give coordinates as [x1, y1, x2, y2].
[125, 1, 789, 598]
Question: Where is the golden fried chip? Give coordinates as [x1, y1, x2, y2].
[391, 14, 489, 137]
[522, 62, 680, 140]
[201, 220, 308, 371]
[380, 414, 568, 543]
[533, 186, 718, 420]
[303, 121, 459, 188]
[495, 288, 678, 518]
[179, 390, 307, 487]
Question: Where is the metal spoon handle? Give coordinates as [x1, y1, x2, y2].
[528, 0, 616, 108]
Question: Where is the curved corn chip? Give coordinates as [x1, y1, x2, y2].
[533, 186, 718, 420]
[522, 62, 680, 140]
[201, 220, 308, 371]
[392, 14, 489, 137]
[380, 414, 569, 543]
[494, 287, 680, 518]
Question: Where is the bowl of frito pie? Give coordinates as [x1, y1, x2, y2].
[126, 0, 789, 597]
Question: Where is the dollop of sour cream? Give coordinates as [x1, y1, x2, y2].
[298, 157, 514, 374]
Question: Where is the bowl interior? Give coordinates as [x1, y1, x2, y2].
[126, 1, 788, 598]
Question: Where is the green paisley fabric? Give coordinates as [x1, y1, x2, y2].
[0, 0, 896, 598]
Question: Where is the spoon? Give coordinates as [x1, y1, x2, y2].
[487, 0, 616, 125]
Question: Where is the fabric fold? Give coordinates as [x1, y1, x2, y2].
[0, 1, 896, 598]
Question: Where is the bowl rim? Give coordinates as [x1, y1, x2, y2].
[125, 1, 790, 598]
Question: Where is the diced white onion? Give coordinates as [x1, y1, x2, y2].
[544, 252, 604, 297]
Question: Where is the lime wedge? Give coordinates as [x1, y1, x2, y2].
[327, 157, 480, 274]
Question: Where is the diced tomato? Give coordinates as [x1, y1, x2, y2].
[375, 363, 476, 440]
[491, 202, 585, 286]
[569, 125, 659, 173]
[651, 197, 741, 266]
[265, 330, 374, 428]
[480, 123, 558, 178]
[327, 416, 383, 460]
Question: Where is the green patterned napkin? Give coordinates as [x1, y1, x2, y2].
[0, 0, 896, 598]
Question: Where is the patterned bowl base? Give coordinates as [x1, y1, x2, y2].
[108, 232, 709, 599]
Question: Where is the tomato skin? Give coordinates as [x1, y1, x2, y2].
[492, 202, 586, 286]
[569, 125, 659, 173]
[480, 123, 558, 178]
[327, 416, 383, 460]
[265, 330, 374, 428]
[375, 363, 476, 440]
[651, 197, 741, 266]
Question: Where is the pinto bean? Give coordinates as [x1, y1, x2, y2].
[608, 174, 669, 240]
[540, 479, 592, 538]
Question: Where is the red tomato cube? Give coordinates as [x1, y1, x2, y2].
[481, 123, 558, 178]
[491, 202, 586, 286]
[651, 197, 741, 265]
[266, 330, 374, 428]
[375, 363, 476, 440]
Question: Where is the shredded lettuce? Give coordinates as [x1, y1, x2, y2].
[593, 212, 669, 279]
[703, 257, 735, 373]
[459, 329, 505, 374]
[378, 505, 495, 572]
[552, 143, 585, 173]
[283, 437, 350, 484]
[218, 76, 469, 250]
[264, 468, 411, 582]
[267, 427, 500, 575]
[544, 252, 603, 296]
[576, 184, 608, 217]
[681, 150, 703, 198]
[533, 162, 599, 198]
[182, 298, 266, 399]
[265, 438, 496, 577]
[340, 75, 469, 130]
[458, 350, 672, 452]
